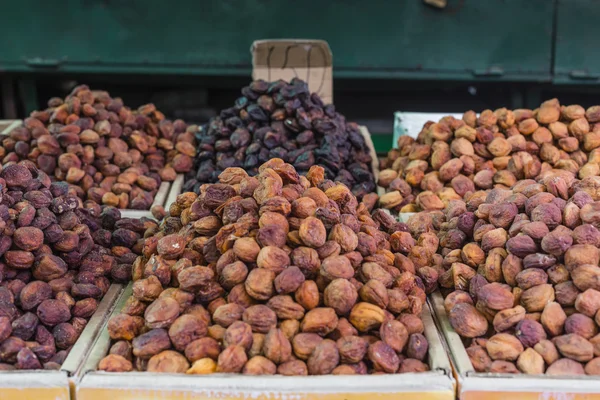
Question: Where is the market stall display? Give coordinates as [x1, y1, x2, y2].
[8, 66, 600, 399]
[433, 171, 600, 375]
[380, 101, 600, 213]
[76, 281, 454, 400]
[98, 160, 433, 375]
[0, 163, 148, 370]
[0, 284, 123, 400]
[0, 86, 195, 211]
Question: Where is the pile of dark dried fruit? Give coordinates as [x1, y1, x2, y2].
[0, 162, 156, 370]
[99, 160, 431, 375]
[0, 85, 196, 210]
[184, 78, 376, 199]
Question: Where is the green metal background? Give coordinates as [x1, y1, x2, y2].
[0, 0, 553, 80]
[554, 0, 600, 84]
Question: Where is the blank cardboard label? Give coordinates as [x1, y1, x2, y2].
[252, 40, 333, 104]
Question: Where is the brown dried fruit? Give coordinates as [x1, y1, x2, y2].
[478, 283, 514, 311]
[168, 315, 207, 351]
[132, 329, 171, 359]
[399, 358, 430, 373]
[493, 306, 526, 332]
[295, 280, 320, 310]
[186, 358, 217, 375]
[324, 279, 358, 315]
[565, 245, 600, 273]
[245, 268, 275, 301]
[349, 302, 385, 333]
[546, 358, 585, 375]
[262, 328, 292, 364]
[467, 345, 492, 372]
[301, 308, 339, 336]
[486, 333, 524, 361]
[576, 289, 600, 317]
[243, 356, 276, 375]
[147, 350, 190, 373]
[516, 348, 544, 374]
[520, 284, 555, 312]
[541, 302, 567, 337]
[565, 313, 597, 339]
[534, 339, 559, 365]
[37, 299, 71, 326]
[144, 297, 180, 329]
[320, 256, 354, 281]
[299, 217, 327, 248]
[256, 246, 290, 273]
[99, 354, 133, 372]
[263, 295, 302, 320]
[585, 358, 600, 375]
[274, 267, 305, 294]
[216, 345, 247, 373]
[233, 237, 260, 263]
[277, 359, 308, 376]
[307, 339, 339, 375]
[243, 305, 277, 334]
[554, 334, 594, 362]
[448, 303, 488, 338]
[336, 336, 369, 364]
[406, 333, 429, 361]
[108, 314, 143, 341]
[185, 337, 221, 362]
[368, 341, 399, 373]
[572, 265, 600, 291]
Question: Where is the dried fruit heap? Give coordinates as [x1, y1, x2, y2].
[434, 170, 600, 375]
[99, 160, 430, 375]
[184, 78, 376, 199]
[0, 85, 196, 210]
[380, 100, 600, 212]
[0, 163, 153, 370]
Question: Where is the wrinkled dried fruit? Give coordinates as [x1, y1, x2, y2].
[449, 303, 488, 338]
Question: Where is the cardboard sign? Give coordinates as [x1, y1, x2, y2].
[251, 39, 333, 104]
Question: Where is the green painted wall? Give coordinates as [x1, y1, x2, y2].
[0, 0, 554, 81]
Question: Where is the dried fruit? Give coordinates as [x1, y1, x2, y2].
[379, 99, 600, 212]
[98, 354, 133, 372]
[147, 350, 190, 373]
[434, 171, 600, 376]
[307, 339, 340, 375]
[516, 348, 544, 374]
[2, 86, 193, 210]
[554, 334, 594, 362]
[0, 167, 144, 369]
[98, 160, 431, 375]
[486, 333, 524, 361]
[368, 341, 399, 373]
[183, 79, 375, 199]
[186, 358, 217, 375]
[448, 303, 488, 338]
[546, 358, 585, 375]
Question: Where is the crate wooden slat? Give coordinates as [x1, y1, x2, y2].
[0, 119, 22, 136]
[119, 178, 173, 219]
[163, 174, 185, 211]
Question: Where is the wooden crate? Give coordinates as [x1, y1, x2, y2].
[76, 284, 455, 400]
